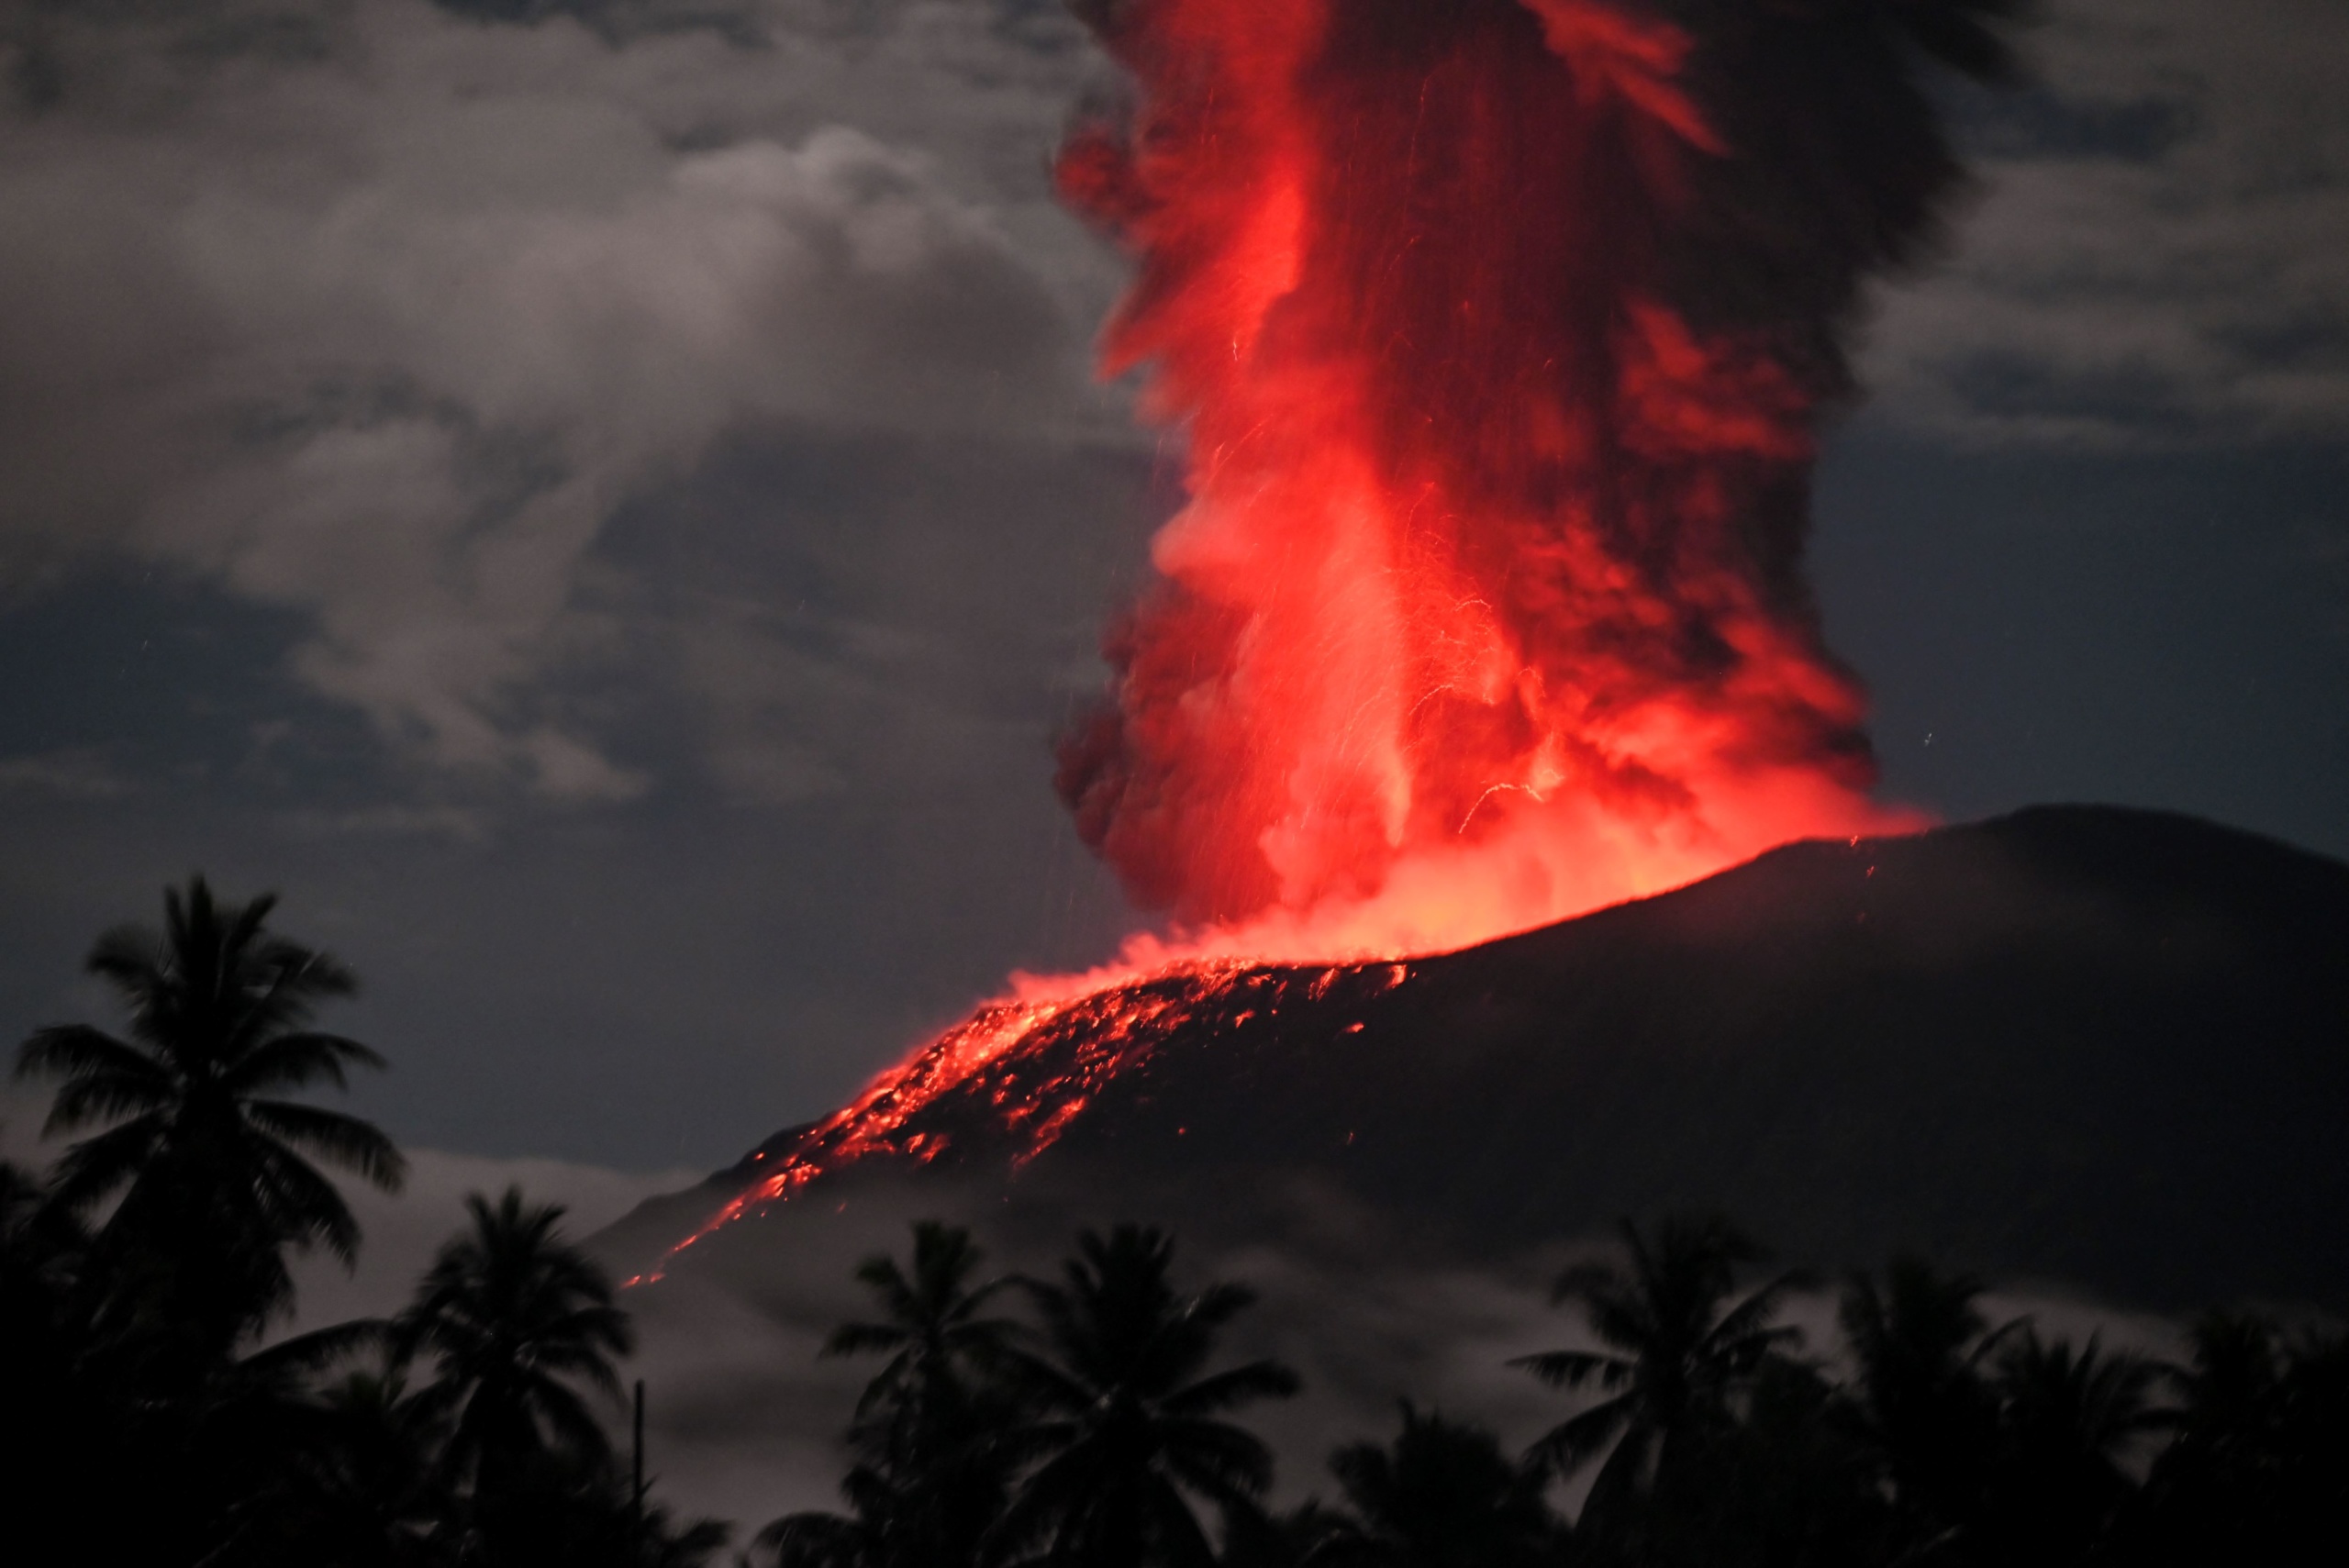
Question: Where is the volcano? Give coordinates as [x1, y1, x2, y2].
[616, 806, 2349, 1312]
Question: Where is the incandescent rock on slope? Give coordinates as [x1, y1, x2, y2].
[614, 806, 2349, 1311]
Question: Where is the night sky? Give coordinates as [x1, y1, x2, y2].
[2, 0, 2343, 1181]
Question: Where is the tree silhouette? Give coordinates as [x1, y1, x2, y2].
[0, 1155, 128, 1557]
[260, 1361, 447, 1568]
[1979, 1329, 2165, 1567]
[1836, 1257, 2017, 1556]
[15, 875, 405, 1368]
[395, 1185, 633, 1557]
[828, 1219, 1023, 1429]
[990, 1223, 1299, 1568]
[759, 1221, 1025, 1568]
[752, 1468, 897, 1568]
[1308, 1402, 1557, 1568]
[1512, 1214, 1804, 1522]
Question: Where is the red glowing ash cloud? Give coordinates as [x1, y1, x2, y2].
[646, 0, 2019, 1269]
[1050, 0, 1987, 958]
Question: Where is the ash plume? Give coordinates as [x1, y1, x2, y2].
[1053, 0, 2026, 948]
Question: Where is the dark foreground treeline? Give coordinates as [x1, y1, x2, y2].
[2, 880, 728, 1566]
[768, 1217, 2348, 1568]
[5, 880, 2346, 1568]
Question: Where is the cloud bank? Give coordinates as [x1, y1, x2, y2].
[1865, 0, 2349, 447]
[0, 0, 1122, 798]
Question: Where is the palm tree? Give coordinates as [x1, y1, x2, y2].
[1510, 1215, 1804, 1520]
[758, 1221, 1025, 1568]
[0, 1156, 127, 1556]
[1309, 1403, 1558, 1568]
[394, 1185, 634, 1543]
[2123, 1311, 2287, 1566]
[752, 1465, 900, 1568]
[1979, 1329, 2165, 1568]
[989, 1223, 1300, 1568]
[15, 876, 405, 1365]
[1836, 1257, 2017, 1553]
[265, 1361, 448, 1568]
[827, 1219, 1023, 1430]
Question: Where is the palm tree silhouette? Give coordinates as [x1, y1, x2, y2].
[1511, 1215, 1804, 1518]
[272, 1361, 447, 1567]
[759, 1220, 1025, 1568]
[1837, 1257, 2017, 1552]
[1981, 1329, 2165, 1568]
[394, 1185, 633, 1540]
[990, 1223, 1299, 1568]
[15, 876, 404, 1366]
[2123, 1311, 2285, 1566]
[827, 1219, 1023, 1429]
[1309, 1402, 1558, 1568]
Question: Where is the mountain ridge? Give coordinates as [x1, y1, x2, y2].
[604, 805, 2349, 1311]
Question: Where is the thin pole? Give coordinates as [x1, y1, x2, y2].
[632, 1378, 646, 1533]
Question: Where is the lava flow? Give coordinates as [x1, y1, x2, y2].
[651, 0, 2015, 1269]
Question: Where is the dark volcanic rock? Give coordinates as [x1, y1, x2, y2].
[617, 806, 2349, 1311]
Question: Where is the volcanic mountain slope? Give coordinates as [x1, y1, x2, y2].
[616, 806, 2349, 1312]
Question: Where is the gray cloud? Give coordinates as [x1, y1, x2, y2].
[4, 0, 2334, 832]
[0, 744, 135, 799]
[0, 0, 1121, 797]
[1864, 0, 2349, 447]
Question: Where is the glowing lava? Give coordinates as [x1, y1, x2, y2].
[643, 958, 1415, 1280]
[649, 0, 2016, 1269]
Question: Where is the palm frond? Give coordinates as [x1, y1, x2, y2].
[242, 1098, 406, 1190]
[42, 1064, 174, 1133]
[989, 1441, 1107, 1562]
[1142, 1471, 1221, 1566]
[83, 922, 165, 998]
[17, 1022, 165, 1084]
[1189, 1279, 1259, 1326]
[1704, 1273, 1809, 1361]
[1549, 1257, 1626, 1304]
[220, 1031, 387, 1095]
[823, 1319, 909, 1358]
[48, 1114, 166, 1213]
[1163, 1358, 1301, 1416]
[530, 1374, 618, 1459]
[997, 1342, 1096, 1414]
[1508, 1348, 1628, 1390]
[1525, 1395, 1631, 1477]
[752, 1508, 870, 1568]
[240, 1317, 392, 1382]
[1893, 0, 2034, 84]
[252, 1138, 365, 1264]
[220, 884, 277, 955]
[1158, 1418, 1277, 1499]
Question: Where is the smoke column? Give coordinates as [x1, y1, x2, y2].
[646, 0, 2028, 1262]
[1054, 0, 2020, 960]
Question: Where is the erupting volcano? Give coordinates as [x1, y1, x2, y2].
[1052, 0, 1948, 952]
[650, 0, 2034, 1269]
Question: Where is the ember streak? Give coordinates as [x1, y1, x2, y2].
[652, 0, 2013, 1265]
[639, 958, 1413, 1278]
